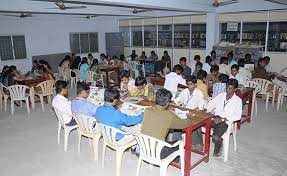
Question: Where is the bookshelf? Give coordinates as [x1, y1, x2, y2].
[220, 23, 241, 44]
[144, 25, 157, 47]
[174, 24, 190, 48]
[191, 23, 206, 48]
[268, 22, 287, 52]
[131, 26, 143, 47]
[158, 25, 172, 47]
[242, 22, 266, 46]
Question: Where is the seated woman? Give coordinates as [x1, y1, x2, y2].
[4, 65, 26, 86]
[79, 57, 89, 81]
[59, 55, 71, 69]
[1, 65, 9, 84]
[129, 76, 156, 101]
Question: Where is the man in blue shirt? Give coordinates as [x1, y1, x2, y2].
[96, 87, 143, 141]
[71, 82, 99, 117]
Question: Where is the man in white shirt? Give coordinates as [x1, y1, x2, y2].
[190, 55, 201, 74]
[219, 57, 230, 75]
[230, 64, 246, 87]
[164, 65, 187, 99]
[174, 75, 207, 150]
[52, 80, 76, 126]
[202, 56, 212, 74]
[206, 79, 242, 156]
[238, 59, 252, 81]
[119, 70, 135, 98]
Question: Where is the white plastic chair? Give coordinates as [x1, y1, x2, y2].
[135, 133, 184, 176]
[87, 70, 105, 88]
[244, 81, 261, 119]
[8, 85, 32, 115]
[100, 123, 137, 176]
[53, 107, 78, 152]
[202, 121, 237, 162]
[222, 121, 237, 162]
[0, 83, 9, 111]
[129, 61, 145, 77]
[252, 78, 273, 110]
[73, 114, 102, 162]
[34, 80, 55, 112]
[277, 85, 287, 110]
[270, 83, 282, 108]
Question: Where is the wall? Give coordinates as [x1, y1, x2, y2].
[0, 15, 119, 72]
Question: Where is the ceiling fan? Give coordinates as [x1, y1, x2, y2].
[132, 8, 153, 14]
[212, 0, 239, 7]
[1, 13, 33, 18]
[47, 1, 87, 10]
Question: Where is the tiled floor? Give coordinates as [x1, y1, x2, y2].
[0, 95, 287, 176]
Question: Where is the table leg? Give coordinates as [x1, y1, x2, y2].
[117, 68, 121, 86]
[204, 118, 211, 162]
[247, 91, 253, 123]
[105, 71, 110, 88]
[184, 127, 192, 176]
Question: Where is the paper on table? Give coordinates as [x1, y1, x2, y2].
[124, 96, 144, 103]
[174, 108, 189, 119]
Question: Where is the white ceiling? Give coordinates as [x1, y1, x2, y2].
[0, 0, 286, 19]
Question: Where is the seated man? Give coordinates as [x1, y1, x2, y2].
[238, 59, 252, 81]
[96, 88, 144, 144]
[4, 65, 26, 86]
[130, 76, 156, 101]
[174, 76, 207, 150]
[164, 64, 186, 99]
[71, 82, 99, 118]
[192, 62, 203, 77]
[180, 57, 191, 79]
[52, 80, 76, 126]
[119, 70, 135, 98]
[219, 57, 230, 75]
[253, 57, 270, 80]
[207, 65, 220, 84]
[203, 56, 212, 74]
[213, 74, 229, 98]
[196, 70, 208, 97]
[141, 88, 193, 158]
[206, 79, 242, 157]
[230, 64, 245, 87]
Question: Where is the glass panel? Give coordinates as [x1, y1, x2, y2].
[0, 36, 13, 61]
[131, 26, 143, 47]
[220, 23, 241, 44]
[89, 33, 98, 52]
[268, 22, 287, 52]
[158, 25, 172, 47]
[191, 23, 206, 48]
[80, 33, 89, 53]
[12, 35, 27, 59]
[144, 25, 157, 47]
[242, 22, 266, 46]
[70, 33, 80, 54]
[119, 27, 130, 47]
[174, 24, 190, 48]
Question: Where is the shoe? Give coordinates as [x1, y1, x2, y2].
[213, 146, 222, 157]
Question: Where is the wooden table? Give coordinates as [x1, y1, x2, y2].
[138, 59, 161, 76]
[137, 100, 212, 176]
[99, 66, 120, 88]
[22, 77, 46, 87]
[151, 77, 254, 129]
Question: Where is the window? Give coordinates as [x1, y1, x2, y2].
[131, 26, 143, 47]
[220, 23, 241, 44]
[69, 32, 98, 54]
[191, 23, 206, 48]
[0, 35, 26, 61]
[242, 22, 266, 46]
[144, 25, 157, 47]
[268, 22, 287, 52]
[158, 25, 172, 47]
[119, 27, 130, 47]
[174, 24, 190, 48]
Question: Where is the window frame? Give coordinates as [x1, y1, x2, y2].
[69, 32, 98, 54]
[0, 35, 27, 61]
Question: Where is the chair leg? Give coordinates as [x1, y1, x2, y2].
[135, 158, 142, 176]
[116, 150, 124, 176]
[25, 98, 30, 115]
[20, 101, 23, 108]
[93, 135, 101, 162]
[40, 96, 45, 112]
[4, 97, 8, 112]
[30, 94, 35, 109]
[0, 96, 2, 110]
[265, 94, 269, 110]
[11, 100, 14, 115]
[255, 100, 258, 116]
[64, 129, 70, 152]
[57, 123, 61, 144]
[159, 165, 168, 176]
[78, 133, 82, 155]
[48, 95, 52, 104]
[277, 93, 282, 110]
[223, 134, 230, 162]
[102, 143, 106, 167]
[89, 138, 92, 148]
[233, 127, 237, 152]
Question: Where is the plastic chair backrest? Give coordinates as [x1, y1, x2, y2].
[252, 78, 272, 93]
[37, 80, 55, 94]
[53, 107, 69, 127]
[8, 85, 29, 100]
[72, 69, 80, 79]
[100, 124, 127, 146]
[73, 114, 97, 135]
[244, 80, 261, 94]
[136, 134, 166, 160]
